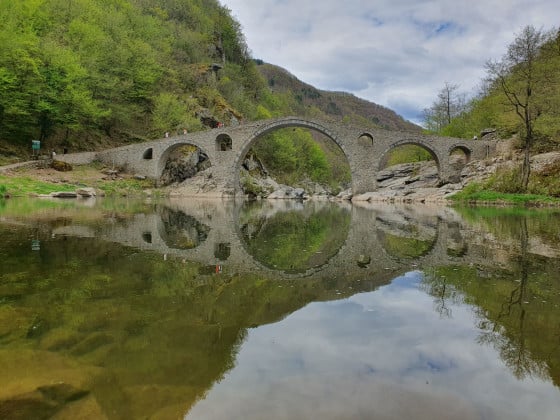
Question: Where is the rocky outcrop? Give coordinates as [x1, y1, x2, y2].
[160, 146, 209, 186]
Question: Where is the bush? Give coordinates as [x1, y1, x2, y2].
[484, 166, 524, 193]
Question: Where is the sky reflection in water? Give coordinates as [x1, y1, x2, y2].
[2, 199, 560, 419]
[187, 272, 560, 420]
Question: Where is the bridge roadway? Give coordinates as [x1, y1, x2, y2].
[86, 117, 496, 196]
[52, 199, 502, 281]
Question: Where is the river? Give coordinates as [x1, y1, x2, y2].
[0, 197, 559, 419]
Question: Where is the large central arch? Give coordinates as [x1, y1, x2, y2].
[233, 117, 351, 195]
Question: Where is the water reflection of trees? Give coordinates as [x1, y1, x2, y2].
[422, 215, 560, 386]
[419, 271, 463, 318]
[239, 203, 350, 273]
[475, 218, 549, 381]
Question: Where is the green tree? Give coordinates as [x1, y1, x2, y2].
[485, 25, 555, 189]
[0, 0, 44, 140]
[151, 93, 187, 135]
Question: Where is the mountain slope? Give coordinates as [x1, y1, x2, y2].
[256, 62, 421, 132]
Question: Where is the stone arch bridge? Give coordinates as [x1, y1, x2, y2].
[91, 117, 496, 195]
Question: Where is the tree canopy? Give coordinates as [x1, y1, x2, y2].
[0, 0, 259, 149]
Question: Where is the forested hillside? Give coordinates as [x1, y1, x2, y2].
[0, 0, 261, 153]
[0, 0, 415, 163]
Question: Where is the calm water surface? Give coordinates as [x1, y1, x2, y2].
[0, 198, 559, 419]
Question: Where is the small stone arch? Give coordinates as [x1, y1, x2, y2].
[358, 133, 374, 146]
[143, 148, 153, 160]
[448, 144, 472, 164]
[446, 144, 472, 182]
[142, 232, 153, 243]
[378, 139, 441, 172]
[216, 134, 232, 151]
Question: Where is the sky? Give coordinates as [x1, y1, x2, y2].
[220, 0, 559, 124]
[187, 271, 560, 419]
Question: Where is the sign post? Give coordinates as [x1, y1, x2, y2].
[31, 140, 40, 159]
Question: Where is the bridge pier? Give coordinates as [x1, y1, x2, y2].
[438, 161, 462, 185]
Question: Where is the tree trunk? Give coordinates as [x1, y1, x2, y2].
[521, 143, 531, 190]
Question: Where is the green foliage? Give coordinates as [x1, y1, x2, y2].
[0, 0, 259, 149]
[151, 93, 188, 135]
[0, 167, 155, 197]
[449, 181, 560, 205]
[478, 162, 560, 199]
[0, 174, 77, 196]
[484, 166, 525, 194]
[241, 205, 350, 272]
[240, 174, 270, 197]
[251, 128, 348, 189]
[385, 145, 432, 166]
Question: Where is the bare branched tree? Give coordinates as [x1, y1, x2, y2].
[485, 25, 554, 189]
[423, 82, 466, 133]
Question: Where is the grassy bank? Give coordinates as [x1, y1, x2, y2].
[0, 163, 157, 198]
[449, 183, 560, 206]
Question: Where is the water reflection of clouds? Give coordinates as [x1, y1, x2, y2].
[186, 271, 560, 420]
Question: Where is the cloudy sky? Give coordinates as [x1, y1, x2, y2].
[187, 272, 560, 419]
[220, 0, 559, 124]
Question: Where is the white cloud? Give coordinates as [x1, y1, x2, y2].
[186, 271, 560, 419]
[221, 0, 559, 123]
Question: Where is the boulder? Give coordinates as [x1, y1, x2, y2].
[50, 192, 78, 198]
[51, 160, 73, 172]
[76, 188, 96, 198]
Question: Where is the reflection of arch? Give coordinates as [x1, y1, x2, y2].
[234, 202, 351, 275]
[216, 134, 232, 151]
[374, 214, 438, 260]
[234, 118, 349, 194]
[158, 207, 210, 250]
[143, 148, 153, 160]
[378, 139, 441, 173]
[376, 229, 438, 260]
[446, 221, 468, 257]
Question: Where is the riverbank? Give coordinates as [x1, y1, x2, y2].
[2, 150, 560, 206]
[0, 160, 157, 198]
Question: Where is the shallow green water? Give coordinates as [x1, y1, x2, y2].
[0, 198, 559, 419]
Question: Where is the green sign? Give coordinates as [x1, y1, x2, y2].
[32, 140, 40, 150]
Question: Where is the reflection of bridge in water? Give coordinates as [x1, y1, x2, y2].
[53, 199, 498, 281]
